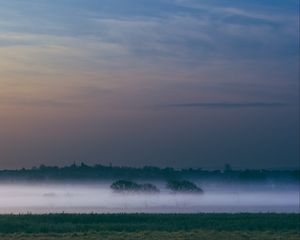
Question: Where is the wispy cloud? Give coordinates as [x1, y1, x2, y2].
[161, 102, 287, 109]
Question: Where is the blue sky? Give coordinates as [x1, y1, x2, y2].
[0, 0, 299, 169]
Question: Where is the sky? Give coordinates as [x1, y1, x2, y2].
[0, 0, 299, 169]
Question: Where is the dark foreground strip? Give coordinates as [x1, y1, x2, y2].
[0, 213, 299, 234]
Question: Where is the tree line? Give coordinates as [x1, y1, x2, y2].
[0, 163, 298, 182]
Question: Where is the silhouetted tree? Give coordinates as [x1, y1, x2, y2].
[111, 180, 159, 193]
[167, 180, 203, 193]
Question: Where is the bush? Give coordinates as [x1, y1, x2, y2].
[167, 180, 203, 193]
[139, 183, 160, 193]
[111, 180, 159, 193]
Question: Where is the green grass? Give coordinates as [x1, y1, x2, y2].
[0, 214, 299, 239]
[1, 231, 299, 240]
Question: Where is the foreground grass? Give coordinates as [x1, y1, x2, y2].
[0, 214, 299, 239]
[1, 231, 299, 240]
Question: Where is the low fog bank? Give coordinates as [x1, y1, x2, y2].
[0, 182, 298, 214]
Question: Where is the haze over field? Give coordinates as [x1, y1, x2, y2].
[0, 182, 298, 214]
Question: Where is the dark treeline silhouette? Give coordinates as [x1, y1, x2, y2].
[0, 163, 298, 182]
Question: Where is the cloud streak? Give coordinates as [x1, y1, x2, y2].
[161, 102, 287, 109]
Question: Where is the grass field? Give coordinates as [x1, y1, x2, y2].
[0, 213, 299, 239]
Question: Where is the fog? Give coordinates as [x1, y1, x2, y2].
[0, 183, 298, 214]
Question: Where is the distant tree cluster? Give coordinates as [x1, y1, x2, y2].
[167, 180, 203, 193]
[111, 180, 159, 193]
[110, 179, 203, 194]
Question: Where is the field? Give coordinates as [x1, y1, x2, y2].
[0, 213, 299, 239]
